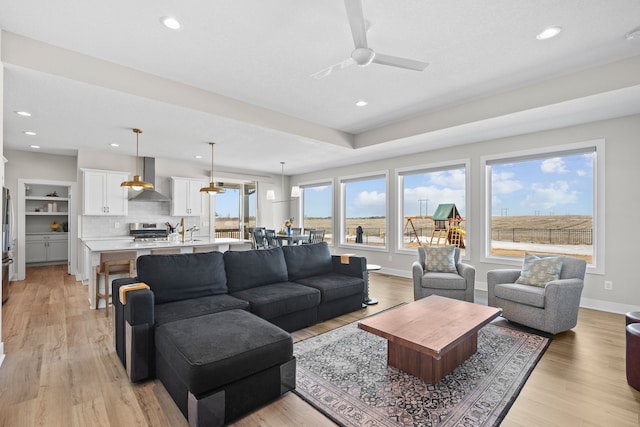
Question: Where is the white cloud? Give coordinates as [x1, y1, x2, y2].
[428, 169, 465, 189]
[404, 186, 466, 213]
[354, 191, 385, 207]
[540, 157, 567, 174]
[492, 171, 523, 194]
[576, 169, 587, 177]
[520, 180, 578, 211]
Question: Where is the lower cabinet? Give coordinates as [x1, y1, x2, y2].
[25, 233, 68, 263]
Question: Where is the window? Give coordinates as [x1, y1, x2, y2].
[483, 140, 603, 272]
[398, 163, 468, 253]
[214, 182, 256, 240]
[340, 173, 387, 248]
[301, 182, 333, 243]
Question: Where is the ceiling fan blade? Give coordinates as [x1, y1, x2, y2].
[310, 58, 355, 79]
[344, 0, 368, 48]
[372, 53, 429, 71]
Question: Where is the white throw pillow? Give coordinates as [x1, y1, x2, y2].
[425, 245, 457, 273]
[515, 253, 563, 287]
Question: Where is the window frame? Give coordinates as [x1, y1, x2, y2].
[395, 159, 470, 259]
[339, 170, 389, 252]
[298, 179, 334, 247]
[480, 139, 605, 274]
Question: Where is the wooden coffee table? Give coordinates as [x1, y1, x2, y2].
[358, 295, 502, 383]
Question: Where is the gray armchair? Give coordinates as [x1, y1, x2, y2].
[412, 246, 475, 302]
[487, 254, 586, 334]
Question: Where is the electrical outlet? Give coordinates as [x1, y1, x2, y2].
[114, 222, 120, 229]
[388, 255, 392, 261]
[604, 281, 613, 290]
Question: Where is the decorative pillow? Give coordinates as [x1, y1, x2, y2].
[425, 245, 457, 273]
[515, 253, 563, 287]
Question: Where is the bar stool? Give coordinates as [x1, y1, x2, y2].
[150, 247, 181, 255]
[193, 245, 217, 253]
[96, 250, 137, 317]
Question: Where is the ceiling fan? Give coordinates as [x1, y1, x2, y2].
[311, 0, 429, 79]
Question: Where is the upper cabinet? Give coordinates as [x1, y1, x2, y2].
[82, 169, 129, 216]
[170, 177, 206, 216]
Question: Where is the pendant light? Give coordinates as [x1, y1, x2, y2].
[200, 142, 225, 194]
[268, 161, 300, 202]
[120, 128, 154, 191]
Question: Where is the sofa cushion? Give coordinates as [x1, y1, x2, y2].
[224, 247, 289, 292]
[494, 283, 546, 308]
[515, 253, 563, 287]
[282, 242, 332, 281]
[421, 272, 467, 290]
[154, 294, 250, 326]
[155, 309, 292, 395]
[294, 273, 363, 302]
[425, 245, 457, 273]
[232, 282, 321, 320]
[137, 252, 228, 304]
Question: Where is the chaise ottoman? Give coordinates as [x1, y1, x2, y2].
[154, 309, 296, 426]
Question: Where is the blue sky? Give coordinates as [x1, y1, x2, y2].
[403, 168, 466, 217]
[303, 185, 332, 218]
[491, 153, 593, 216]
[214, 152, 593, 219]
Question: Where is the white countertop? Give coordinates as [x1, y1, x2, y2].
[83, 237, 250, 252]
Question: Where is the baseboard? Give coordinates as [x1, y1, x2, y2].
[373, 270, 632, 315]
[579, 297, 638, 315]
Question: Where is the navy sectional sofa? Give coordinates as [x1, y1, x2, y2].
[112, 242, 366, 426]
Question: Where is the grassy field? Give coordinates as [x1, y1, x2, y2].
[216, 215, 593, 260]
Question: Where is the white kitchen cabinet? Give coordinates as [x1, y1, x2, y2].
[25, 233, 68, 263]
[170, 177, 207, 216]
[82, 169, 129, 216]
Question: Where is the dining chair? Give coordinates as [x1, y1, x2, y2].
[96, 250, 137, 317]
[308, 229, 326, 244]
[252, 227, 267, 249]
[265, 229, 281, 248]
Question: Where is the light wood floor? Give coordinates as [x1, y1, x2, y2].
[0, 265, 638, 426]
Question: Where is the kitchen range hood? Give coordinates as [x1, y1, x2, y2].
[129, 157, 170, 202]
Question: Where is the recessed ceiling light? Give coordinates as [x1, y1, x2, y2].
[195, 155, 203, 159]
[356, 100, 368, 107]
[110, 143, 120, 147]
[161, 16, 182, 30]
[29, 145, 40, 149]
[15, 111, 31, 117]
[536, 26, 562, 40]
[23, 131, 37, 136]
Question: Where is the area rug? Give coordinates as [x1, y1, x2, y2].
[293, 321, 550, 427]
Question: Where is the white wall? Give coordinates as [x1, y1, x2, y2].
[0, 29, 5, 366]
[292, 114, 640, 314]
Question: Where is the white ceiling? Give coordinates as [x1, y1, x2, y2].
[1, 0, 640, 175]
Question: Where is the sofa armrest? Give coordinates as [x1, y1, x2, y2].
[331, 255, 366, 279]
[543, 278, 584, 333]
[456, 262, 476, 301]
[123, 288, 155, 382]
[113, 277, 140, 365]
[113, 277, 155, 382]
[412, 261, 424, 300]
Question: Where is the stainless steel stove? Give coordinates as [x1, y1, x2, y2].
[129, 223, 169, 242]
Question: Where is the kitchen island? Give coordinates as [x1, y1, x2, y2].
[81, 237, 251, 309]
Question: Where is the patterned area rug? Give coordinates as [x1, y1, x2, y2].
[293, 321, 550, 427]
